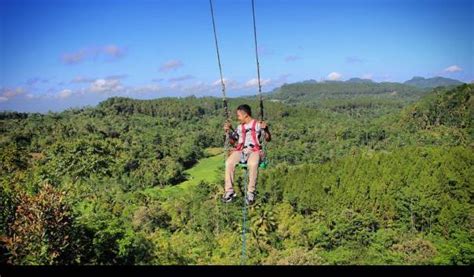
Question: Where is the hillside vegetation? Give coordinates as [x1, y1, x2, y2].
[0, 84, 472, 265]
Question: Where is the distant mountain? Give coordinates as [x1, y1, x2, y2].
[298, 78, 375, 84]
[300, 79, 318, 84]
[266, 81, 426, 105]
[404, 76, 464, 88]
[345, 78, 374, 84]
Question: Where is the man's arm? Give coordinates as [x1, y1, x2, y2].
[228, 129, 239, 145]
[224, 121, 239, 146]
[263, 127, 271, 142]
[260, 121, 271, 142]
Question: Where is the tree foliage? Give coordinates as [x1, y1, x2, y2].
[0, 84, 472, 265]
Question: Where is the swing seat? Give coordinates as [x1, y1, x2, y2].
[236, 159, 268, 169]
[237, 162, 247, 169]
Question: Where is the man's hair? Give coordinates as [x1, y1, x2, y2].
[237, 104, 252, 116]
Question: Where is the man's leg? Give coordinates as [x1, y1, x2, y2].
[247, 151, 260, 193]
[225, 150, 241, 192]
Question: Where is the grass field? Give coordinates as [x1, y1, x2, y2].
[142, 148, 225, 198]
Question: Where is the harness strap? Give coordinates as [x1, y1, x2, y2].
[235, 120, 261, 152]
[250, 119, 261, 151]
[236, 123, 246, 151]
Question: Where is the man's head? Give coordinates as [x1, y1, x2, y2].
[236, 104, 252, 123]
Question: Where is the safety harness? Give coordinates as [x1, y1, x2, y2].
[235, 119, 261, 152]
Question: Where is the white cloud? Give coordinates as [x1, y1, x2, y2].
[19, 74, 293, 103]
[444, 65, 463, 73]
[1, 87, 25, 98]
[212, 79, 224, 87]
[0, 87, 26, 102]
[362, 73, 373, 80]
[26, 77, 49, 86]
[168, 74, 194, 82]
[159, 60, 184, 72]
[89, 79, 123, 93]
[212, 78, 239, 89]
[102, 45, 125, 58]
[169, 82, 181, 90]
[71, 75, 127, 84]
[61, 49, 88, 64]
[327, 72, 342, 81]
[61, 45, 127, 65]
[381, 74, 392, 82]
[208, 76, 285, 94]
[25, 93, 36, 99]
[58, 89, 72, 99]
[244, 78, 271, 88]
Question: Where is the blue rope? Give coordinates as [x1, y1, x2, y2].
[241, 167, 248, 265]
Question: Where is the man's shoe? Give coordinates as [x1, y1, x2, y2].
[222, 191, 237, 203]
[245, 191, 255, 205]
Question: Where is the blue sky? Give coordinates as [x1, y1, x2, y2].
[0, 0, 473, 112]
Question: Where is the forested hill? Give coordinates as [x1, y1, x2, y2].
[266, 78, 465, 106]
[0, 84, 472, 265]
[403, 76, 465, 89]
[266, 81, 427, 105]
[400, 84, 473, 137]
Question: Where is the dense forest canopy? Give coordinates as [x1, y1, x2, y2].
[0, 83, 472, 265]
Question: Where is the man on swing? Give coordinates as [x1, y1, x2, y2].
[222, 104, 271, 204]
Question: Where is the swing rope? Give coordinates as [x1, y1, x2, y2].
[209, 0, 229, 121]
[209, 0, 266, 265]
[251, 0, 268, 169]
[209, 0, 233, 252]
[209, 0, 231, 175]
[240, 168, 249, 265]
[252, 0, 264, 121]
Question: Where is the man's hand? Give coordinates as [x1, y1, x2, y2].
[260, 120, 271, 142]
[224, 121, 232, 133]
